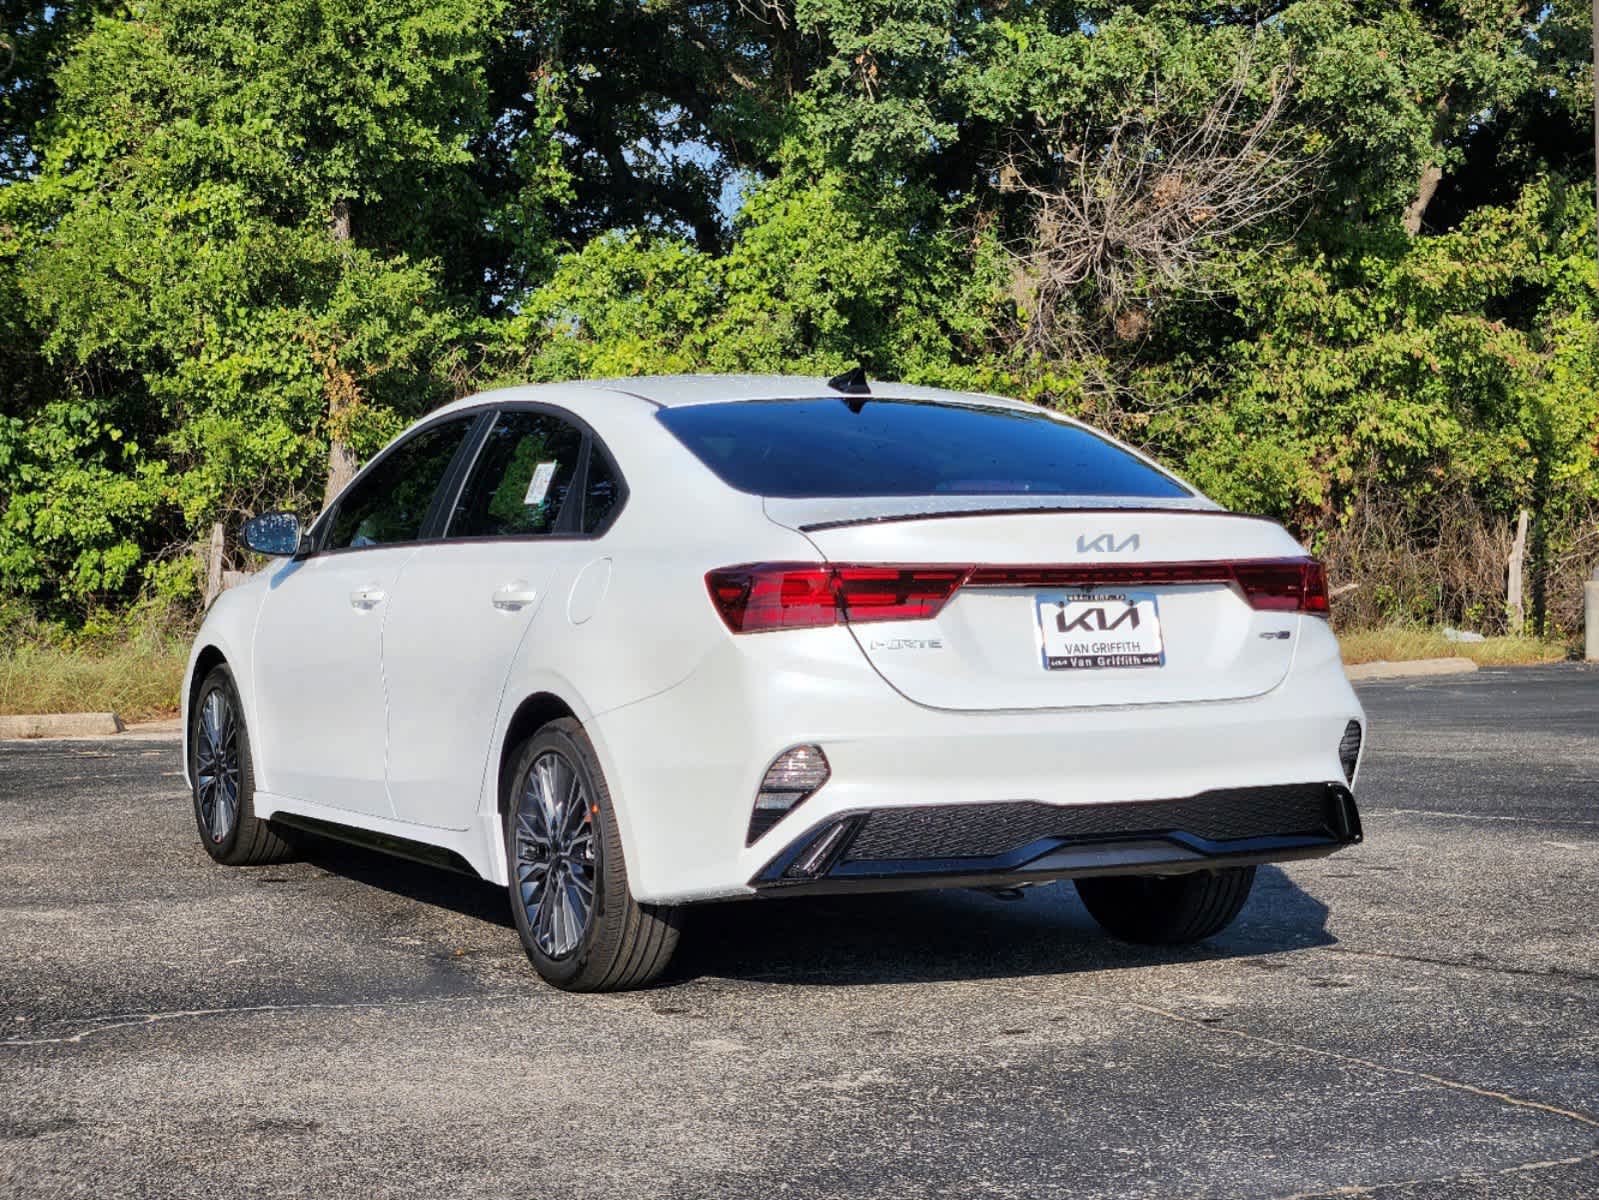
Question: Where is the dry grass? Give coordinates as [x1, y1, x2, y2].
[0, 639, 188, 722]
[0, 602, 190, 723]
[1320, 485, 1598, 638]
[0, 605, 1573, 724]
[1337, 625, 1571, 667]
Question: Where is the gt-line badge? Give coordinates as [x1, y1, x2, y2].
[868, 637, 944, 651]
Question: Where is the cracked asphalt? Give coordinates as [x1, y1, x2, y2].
[2, 664, 1597, 1199]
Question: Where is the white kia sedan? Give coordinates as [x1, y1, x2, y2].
[184, 374, 1365, 990]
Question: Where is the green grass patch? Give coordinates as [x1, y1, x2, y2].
[0, 602, 191, 722]
[1337, 625, 1571, 667]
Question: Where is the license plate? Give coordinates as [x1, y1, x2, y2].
[1036, 591, 1164, 670]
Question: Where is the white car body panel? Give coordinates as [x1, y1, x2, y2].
[593, 614, 1358, 902]
[184, 375, 1365, 905]
[251, 547, 409, 817]
[797, 510, 1306, 711]
[381, 539, 555, 829]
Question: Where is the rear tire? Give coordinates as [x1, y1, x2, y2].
[503, 718, 681, 991]
[1075, 866, 1256, 944]
[189, 664, 295, 866]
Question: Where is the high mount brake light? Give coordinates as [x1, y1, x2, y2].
[705, 558, 1329, 633]
[705, 564, 969, 633]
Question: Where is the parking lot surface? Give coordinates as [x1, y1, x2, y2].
[2, 665, 1597, 1199]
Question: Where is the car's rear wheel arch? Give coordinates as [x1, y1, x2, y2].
[494, 689, 652, 899]
[497, 691, 579, 818]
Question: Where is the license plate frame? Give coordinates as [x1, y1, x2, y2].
[1036, 590, 1165, 671]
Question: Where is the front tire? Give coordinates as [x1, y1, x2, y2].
[503, 718, 681, 991]
[189, 664, 295, 866]
[1075, 866, 1256, 945]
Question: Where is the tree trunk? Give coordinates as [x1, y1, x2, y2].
[1530, 461, 1552, 637]
[1402, 162, 1444, 236]
[322, 199, 358, 508]
[321, 425, 359, 508]
[1506, 508, 1529, 632]
[203, 521, 225, 610]
[1403, 97, 1451, 236]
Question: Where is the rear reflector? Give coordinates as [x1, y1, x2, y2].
[706, 557, 1329, 633]
[748, 745, 831, 844]
[1339, 720, 1362, 783]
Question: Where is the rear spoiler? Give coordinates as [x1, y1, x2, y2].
[761, 498, 1237, 535]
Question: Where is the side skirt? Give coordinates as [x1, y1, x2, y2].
[253, 791, 499, 882]
[270, 812, 481, 878]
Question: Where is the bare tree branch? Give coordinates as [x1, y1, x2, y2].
[735, 0, 791, 29]
[1000, 38, 1317, 365]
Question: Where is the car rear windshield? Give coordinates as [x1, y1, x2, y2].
[656, 398, 1191, 499]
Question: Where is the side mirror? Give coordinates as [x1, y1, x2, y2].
[242, 512, 303, 557]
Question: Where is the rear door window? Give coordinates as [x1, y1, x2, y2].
[657, 398, 1189, 499]
[448, 411, 585, 538]
[581, 447, 624, 534]
[325, 417, 477, 549]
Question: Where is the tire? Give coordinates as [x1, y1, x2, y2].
[503, 718, 681, 991]
[1075, 866, 1256, 945]
[189, 664, 295, 866]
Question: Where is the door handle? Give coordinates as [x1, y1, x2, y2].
[349, 587, 387, 611]
[492, 582, 539, 612]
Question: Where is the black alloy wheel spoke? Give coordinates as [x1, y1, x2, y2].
[514, 750, 597, 958]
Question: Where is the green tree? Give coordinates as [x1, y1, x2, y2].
[0, 0, 1593, 634]
[1, 0, 529, 608]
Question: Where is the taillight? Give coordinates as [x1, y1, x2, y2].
[1233, 559, 1330, 616]
[706, 564, 968, 633]
[706, 565, 835, 632]
[835, 566, 970, 621]
[705, 556, 1330, 632]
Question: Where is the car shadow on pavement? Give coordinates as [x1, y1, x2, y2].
[668, 866, 1333, 986]
[295, 838, 516, 930]
[290, 836, 1331, 987]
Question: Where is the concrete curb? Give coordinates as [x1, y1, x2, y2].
[0, 712, 125, 740]
[1346, 657, 1479, 681]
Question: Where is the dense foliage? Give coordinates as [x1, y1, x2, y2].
[1, 0, 1595, 632]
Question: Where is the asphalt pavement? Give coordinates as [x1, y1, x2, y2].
[2, 664, 1596, 1199]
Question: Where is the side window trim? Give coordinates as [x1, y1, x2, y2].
[553, 432, 592, 536]
[580, 434, 627, 537]
[439, 402, 629, 542]
[420, 410, 495, 541]
[300, 409, 487, 558]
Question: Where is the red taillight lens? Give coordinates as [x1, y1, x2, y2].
[706, 565, 836, 632]
[834, 566, 970, 622]
[1302, 560, 1330, 615]
[1233, 558, 1329, 616]
[706, 556, 1330, 632]
[706, 564, 969, 633]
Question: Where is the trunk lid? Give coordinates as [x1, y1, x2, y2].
[773, 504, 1309, 712]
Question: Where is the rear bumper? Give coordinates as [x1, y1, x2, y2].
[751, 782, 1361, 896]
[588, 616, 1365, 904]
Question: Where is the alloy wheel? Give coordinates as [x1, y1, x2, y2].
[513, 750, 597, 958]
[194, 688, 241, 844]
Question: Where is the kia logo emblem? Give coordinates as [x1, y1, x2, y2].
[1076, 533, 1140, 553]
[1056, 604, 1141, 633]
